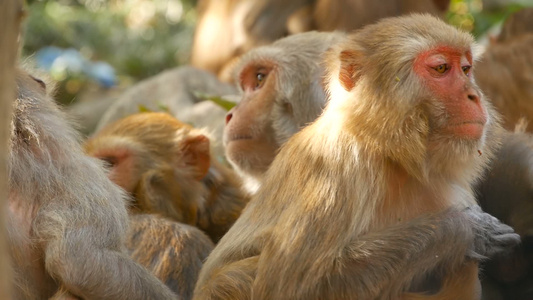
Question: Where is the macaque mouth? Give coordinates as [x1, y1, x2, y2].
[446, 121, 485, 138]
[449, 120, 485, 127]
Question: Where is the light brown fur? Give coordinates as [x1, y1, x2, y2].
[8, 69, 176, 299]
[85, 112, 250, 242]
[194, 15, 518, 300]
[125, 214, 214, 299]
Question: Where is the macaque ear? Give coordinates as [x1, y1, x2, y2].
[338, 50, 363, 91]
[181, 134, 211, 180]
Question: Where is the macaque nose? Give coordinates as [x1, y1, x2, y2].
[467, 92, 480, 104]
[225, 112, 233, 124]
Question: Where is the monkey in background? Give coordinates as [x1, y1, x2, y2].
[475, 126, 533, 300]
[8, 69, 177, 299]
[191, 0, 449, 81]
[194, 14, 520, 299]
[85, 112, 250, 242]
[475, 8, 533, 132]
[224, 31, 346, 194]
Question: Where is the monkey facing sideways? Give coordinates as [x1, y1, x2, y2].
[8, 70, 177, 299]
[194, 14, 520, 300]
[85, 112, 250, 242]
[224, 31, 346, 194]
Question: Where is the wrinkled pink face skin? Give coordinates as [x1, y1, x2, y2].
[414, 46, 487, 140]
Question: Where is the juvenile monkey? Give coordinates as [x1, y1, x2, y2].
[8, 70, 177, 299]
[85, 112, 250, 242]
[194, 14, 519, 299]
[224, 31, 346, 194]
[125, 214, 214, 299]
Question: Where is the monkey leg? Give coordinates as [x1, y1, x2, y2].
[401, 261, 481, 300]
[194, 256, 258, 300]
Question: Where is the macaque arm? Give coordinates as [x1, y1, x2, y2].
[44, 229, 177, 299]
[252, 206, 518, 299]
[466, 205, 521, 259]
[194, 256, 259, 300]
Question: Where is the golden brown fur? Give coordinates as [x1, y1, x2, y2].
[125, 214, 214, 299]
[8, 69, 176, 299]
[85, 112, 250, 242]
[193, 15, 519, 300]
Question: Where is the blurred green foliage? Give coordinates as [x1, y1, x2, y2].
[25, 0, 197, 78]
[23, 0, 197, 103]
[447, 0, 532, 37]
[22, 0, 532, 104]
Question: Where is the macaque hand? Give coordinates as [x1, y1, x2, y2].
[465, 205, 521, 260]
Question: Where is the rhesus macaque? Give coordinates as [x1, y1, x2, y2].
[125, 214, 214, 299]
[8, 70, 177, 299]
[475, 8, 533, 132]
[312, 0, 449, 31]
[476, 128, 533, 300]
[85, 112, 249, 242]
[191, 0, 449, 81]
[224, 31, 346, 193]
[194, 15, 520, 299]
[497, 7, 533, 42]
[95, 66, 237, 129]
[93, 66, 237, 158]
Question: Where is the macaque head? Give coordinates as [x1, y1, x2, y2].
[223, 32, 346, 192]
[328, 14, 500, 182]
[85, 112, 210, 223]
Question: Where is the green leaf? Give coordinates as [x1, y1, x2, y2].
[138, 104, 152, 113]
[157, 103, 170, 113]
[193, 92, 237, 111]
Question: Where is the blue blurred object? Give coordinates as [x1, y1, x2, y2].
[35, 46, 117, 88]
[88, 62, 117, 88]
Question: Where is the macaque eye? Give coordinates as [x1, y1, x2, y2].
[462, 66, 471, 76]
[255, 72, 266, 89]
[30, 75, 46, 90]
[433, 64, 448, 74]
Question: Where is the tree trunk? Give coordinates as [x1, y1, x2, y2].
[0, 0, 23, 298]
